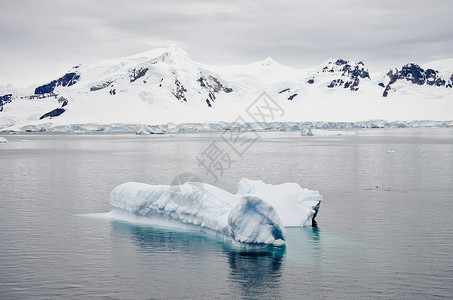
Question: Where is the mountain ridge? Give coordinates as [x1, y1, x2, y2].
[1, 47, 452, 131]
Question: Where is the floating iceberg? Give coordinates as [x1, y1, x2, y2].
[236, 179, 322, 227]
[0, 137, 8, 143]
[109, 179, 322, 245]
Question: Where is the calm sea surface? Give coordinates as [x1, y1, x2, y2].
[1, 129, 452, 299]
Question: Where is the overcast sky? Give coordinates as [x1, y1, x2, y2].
[1, 0, 453, 88]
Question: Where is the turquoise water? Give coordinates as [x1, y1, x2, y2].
[1, 129, 452, 299]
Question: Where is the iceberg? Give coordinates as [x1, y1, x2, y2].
[236, 179, 323, 227]
[0, 137, 8, 143]
[109, 178, 322, 245]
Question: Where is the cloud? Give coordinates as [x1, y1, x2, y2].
[0, 0, 452, 87]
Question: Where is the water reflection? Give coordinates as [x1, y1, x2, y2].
[109, 219, 287, 298]
[225, 246, 286, 299]
[306, 225, 321, 246]
[108, 219, 335, 299]
[109, 220, 224, 254]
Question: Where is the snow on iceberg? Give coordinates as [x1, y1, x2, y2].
[237, 179, 323, 227]
[109, 179, 322, 245]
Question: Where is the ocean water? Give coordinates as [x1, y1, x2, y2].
[0, 129, 452, 299]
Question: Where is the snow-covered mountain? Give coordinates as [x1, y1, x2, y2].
[1, 46, 452, 131]
[381, 62, 453, 97]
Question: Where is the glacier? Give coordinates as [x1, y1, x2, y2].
[109, 179, 322, 246]
[3, 119, 453, 134]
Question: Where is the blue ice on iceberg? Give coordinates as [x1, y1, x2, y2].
[109, 179, 322, 245]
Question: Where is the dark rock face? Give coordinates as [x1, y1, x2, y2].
[390, 64, 424, 85]
[90, 81, 112, 91]
[322, 59, 369, 91]
[58, 96, 68, 107]
[23, 93, 57, 100]
[383, 85, 391, 97]
[35, 83, 55, 95]
[278, 88, 298, 100]
[35, 72, 80, 95]
[39, 108, 65, 119]
[287, 93, 298, 100]
[323, 59, 370, 79]
[198, 76, 232, 93]
[349, 62, 370, 79]
[327, 79, 344, 88]
[197, 75, 233, 105]
[382, 63, 452, 97]
[425, 69, 445, 86]
[172, 79, 187, 102]
[335, 58, 348, 65]
[0, 94, 13, 111]
[129, 67, 149, 83]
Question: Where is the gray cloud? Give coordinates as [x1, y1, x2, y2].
[1, 0, 452, 87]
